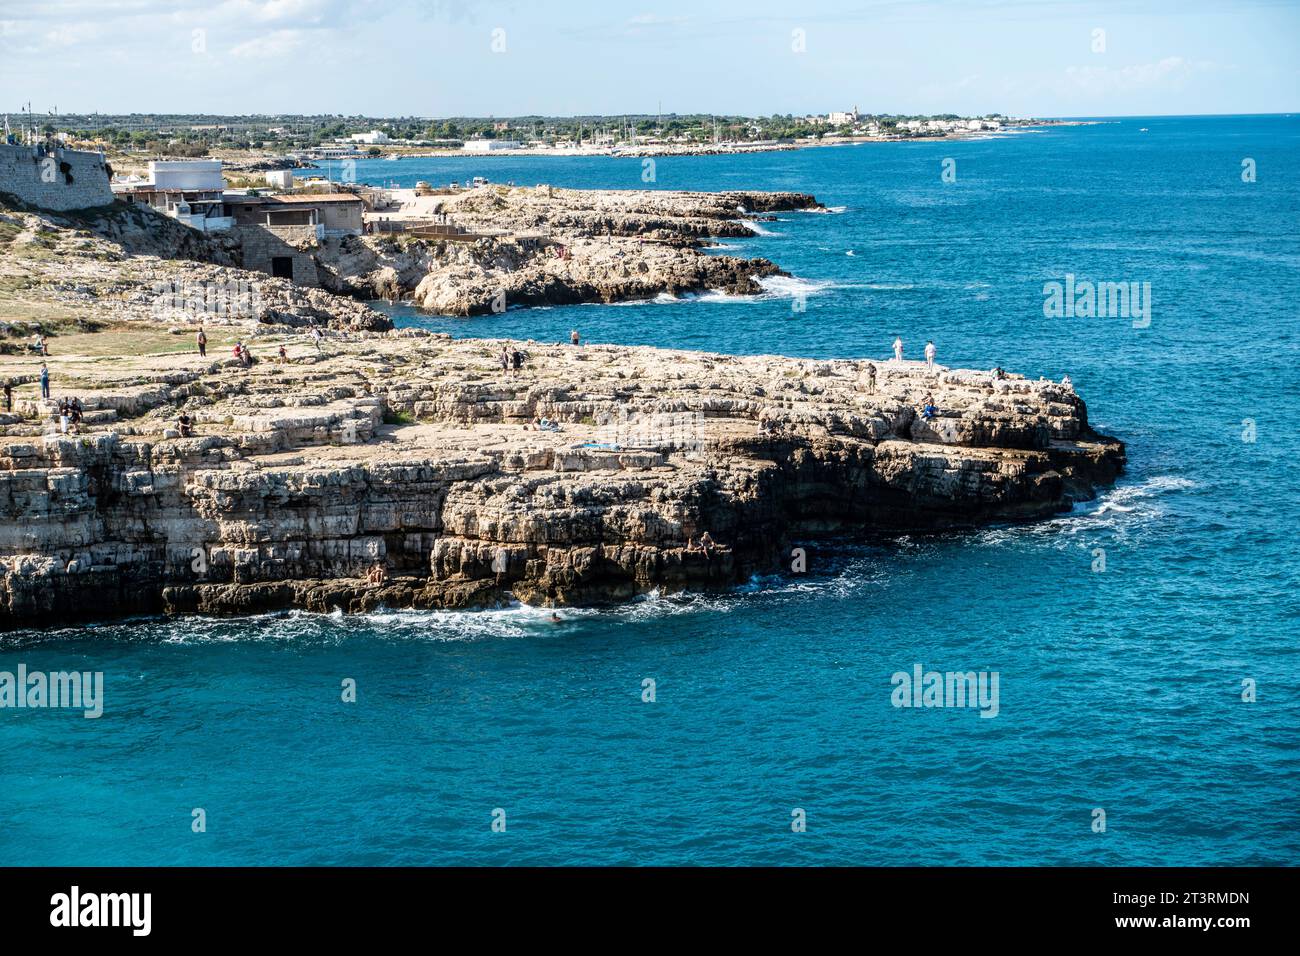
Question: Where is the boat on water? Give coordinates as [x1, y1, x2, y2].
[384, 153, 401, 161]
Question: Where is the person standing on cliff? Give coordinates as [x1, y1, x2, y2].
[196, 327, 207, 358]
[39, 364, 50, 400]
[862, 362, 877, 393]
[500, 345, 511, 375]
[3, 381, 11, 413]
[892, 337, 904, 362]
[925, 340, 936, 370]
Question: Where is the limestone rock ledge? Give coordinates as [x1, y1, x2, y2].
[0, 337, 1123, 627]
[316, 187, 820, 314]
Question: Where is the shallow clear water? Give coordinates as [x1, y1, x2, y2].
[3, 117, 1298, 866]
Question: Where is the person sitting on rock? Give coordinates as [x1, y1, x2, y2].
[177, 412, 194, 438]
[688, 533, 715, 560]
[570, 329, 581, 346]
[367, 562, 388, 586]
[920, 394, 938, 421]
[278, 344, 288, 364]
[1061, 374, 1073, 390]
[698, 531, 716, 558]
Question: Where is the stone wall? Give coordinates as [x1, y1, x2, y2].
[234, 224, 320, 287]
[0, 144, 115, 211]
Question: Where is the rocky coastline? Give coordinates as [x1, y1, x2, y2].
[0, 334, 1123, 628]
[315, 187, 821, 314]
[0, 184, 1124, 630]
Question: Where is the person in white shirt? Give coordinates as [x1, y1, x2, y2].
[892, 337, 904, 362]
[925, 340, 936, 369]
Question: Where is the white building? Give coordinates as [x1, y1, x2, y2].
[112, 160, 231, 232]
[149, 159, 223, 192]
[350, 130, 390, 145]
[462, 139, 523, 152]
[264, 169, 295, 189]
[829, 107, 859, 125]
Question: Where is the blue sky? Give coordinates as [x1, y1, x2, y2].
[2, 0, 1297, 117]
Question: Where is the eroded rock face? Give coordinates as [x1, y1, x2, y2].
[316, 187, 819, 314]
[0, 336, 1123, 627]
[0, 201, 393, 333]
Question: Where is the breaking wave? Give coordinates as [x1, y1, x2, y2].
[974, 475, 1196, 549]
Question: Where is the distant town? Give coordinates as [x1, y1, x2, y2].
[5, 107, 1051, 166]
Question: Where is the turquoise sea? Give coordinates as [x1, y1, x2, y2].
[2, 116, 1297, 866]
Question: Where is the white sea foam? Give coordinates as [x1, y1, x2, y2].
[975, 475, 1196, 548]
[2, 480, 1191, 646]
[756, 274, 835, 298]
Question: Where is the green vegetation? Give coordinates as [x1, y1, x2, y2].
[382, 408, 415, 425]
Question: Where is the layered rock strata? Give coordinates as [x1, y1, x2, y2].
[0, 335, 1123, 627]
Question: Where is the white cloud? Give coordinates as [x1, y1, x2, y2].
[42, 22, 98, 46]
[230, 27, 306, 58]
[1063, 56, 1215, 95]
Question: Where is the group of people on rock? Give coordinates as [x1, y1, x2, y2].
[891, 336, 939, 369]
[197, 326, 322, 368]
[499, 344, 525, 376]
[56, 397, 84, 434]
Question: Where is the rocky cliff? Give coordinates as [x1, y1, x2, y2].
[315, 187, 820, 314]
[0, 335, 1123, 627]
